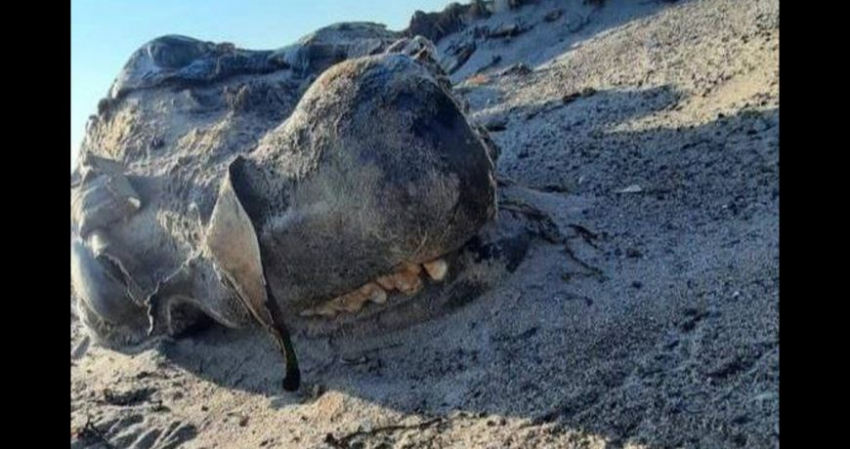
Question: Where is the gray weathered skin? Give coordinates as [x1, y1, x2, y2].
[70, 28, 509, 354]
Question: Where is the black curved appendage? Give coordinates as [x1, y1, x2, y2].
[264, 281, 301, 392]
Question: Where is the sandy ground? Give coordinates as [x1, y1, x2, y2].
[71, 0, 779, 447]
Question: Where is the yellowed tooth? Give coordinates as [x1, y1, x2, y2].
[332, 292, 364, 313]
[423, 258, 448, 281]
[334, 282, 386, 313]
[368, 284, 388, 304]
[403, 263, 422, 275]
[301, 282, 385, 318]
[316, 305, 338, 317]
[377, 263, 424, 294]
[376, 275, 396, 291]
[300, 303, 338, 318]
[396, 271, 423, 296]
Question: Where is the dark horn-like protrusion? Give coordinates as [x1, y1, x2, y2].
[206, 163, 301, 391]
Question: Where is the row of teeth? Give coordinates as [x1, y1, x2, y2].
[299, 258, 449, 318]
